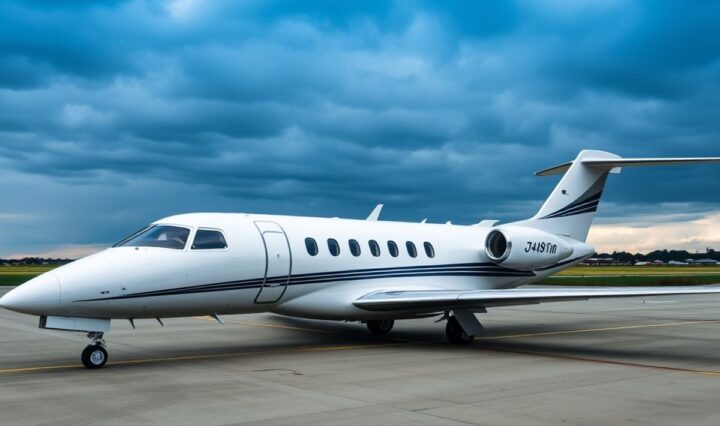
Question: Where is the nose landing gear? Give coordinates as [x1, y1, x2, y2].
[81, 332, 108, 369]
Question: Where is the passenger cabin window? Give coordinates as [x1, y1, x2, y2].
[349, 239, 361, 256]
[424, 242, 435, 258]
[328, 238, 340, 256]
[305, 238, 318, 256]
[192, 229, 228, 250]
[406, 241, 417, 258]
[387, 240, 399, 257]
[117, 225, 190, 250]
[369, 240, 381, 257]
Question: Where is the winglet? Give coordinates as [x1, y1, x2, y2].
[366, 204, 383, 221]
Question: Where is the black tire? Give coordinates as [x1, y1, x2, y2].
[366, 319, 395, 334]
[446, 316, 474, 345]
[81, 344, 108, 369]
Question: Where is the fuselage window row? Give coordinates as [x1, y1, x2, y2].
[304, 237, 435, 259]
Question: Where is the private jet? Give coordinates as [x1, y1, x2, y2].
[2, 150, 720, 369]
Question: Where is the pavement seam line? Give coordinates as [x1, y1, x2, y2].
[475, 319, 720, 340]
[482, 346, 720, 378]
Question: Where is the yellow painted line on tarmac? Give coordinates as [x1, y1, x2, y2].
[0, 363, 82, 374]
[475, 319, 720, 340]
[0, 342, 404, 375]
[193, 316, 332, 333]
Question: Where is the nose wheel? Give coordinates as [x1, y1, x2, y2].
[81, 332, 108, 369]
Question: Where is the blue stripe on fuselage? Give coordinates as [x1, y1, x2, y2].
[74, 262, 535, 302]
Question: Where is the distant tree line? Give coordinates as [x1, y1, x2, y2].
[595, 248, 720, 263]
[0, 257, 73, 266]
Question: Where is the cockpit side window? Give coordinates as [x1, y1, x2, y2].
[191, 229, 228, 250]
[117, 225, 190, 250]
[113, 226, 151, 247]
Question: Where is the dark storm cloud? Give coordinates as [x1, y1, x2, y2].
[0, 0, 719, 255]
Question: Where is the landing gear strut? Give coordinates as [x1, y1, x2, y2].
[366, 319, 395, 334]
[445, 316, 474, 345]
[81, 332, 108, 369]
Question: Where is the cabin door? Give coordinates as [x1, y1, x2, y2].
[254, 221, 291, 304]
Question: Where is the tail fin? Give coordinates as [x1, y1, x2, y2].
[512, 150, 720, 241]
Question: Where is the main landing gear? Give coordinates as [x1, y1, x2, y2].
[81, 332, 108, 369]
[366, 319, 395, 334]
[364, 314, 478, 344]
[445, 315, 474, 345]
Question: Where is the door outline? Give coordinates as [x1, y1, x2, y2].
[253, 221, 292, 304]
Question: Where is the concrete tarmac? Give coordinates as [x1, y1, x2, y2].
[2, 286, 720, 426]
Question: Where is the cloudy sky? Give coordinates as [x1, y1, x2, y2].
[1, 0, 719, 258]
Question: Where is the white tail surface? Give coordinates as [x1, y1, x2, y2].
[512, 150, 720, 242]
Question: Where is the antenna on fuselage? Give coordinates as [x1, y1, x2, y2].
[474, 220, 499, 227]
[211, 313, 225, 325]
[366, 204, 383, 221]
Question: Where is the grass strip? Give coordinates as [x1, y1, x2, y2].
[537, 275, 720, 286]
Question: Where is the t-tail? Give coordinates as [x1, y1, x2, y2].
[483, 150, 720, 272]
[513, 149, 720, 241]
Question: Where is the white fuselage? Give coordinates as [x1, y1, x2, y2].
[4, 212, 583, 321]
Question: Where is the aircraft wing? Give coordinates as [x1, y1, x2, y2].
[353, 286, 720, 312]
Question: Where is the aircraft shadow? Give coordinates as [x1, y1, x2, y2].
[271, 315, 720, 366]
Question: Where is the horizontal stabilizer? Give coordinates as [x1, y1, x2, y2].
[535, 161, 573, 176]
[536, 156, 720, 176]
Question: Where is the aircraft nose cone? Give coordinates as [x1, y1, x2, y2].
[0, 272, 61, 315]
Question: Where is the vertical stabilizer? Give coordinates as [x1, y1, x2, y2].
[512, 150, 720, 242]
[513, 150, 619, 241]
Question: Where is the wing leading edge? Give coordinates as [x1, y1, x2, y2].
[353, 286, 720, 312]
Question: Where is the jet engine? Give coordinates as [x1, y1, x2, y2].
[485, 226, 574, 269]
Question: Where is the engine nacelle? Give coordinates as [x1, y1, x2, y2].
[485, 226, 574, 269]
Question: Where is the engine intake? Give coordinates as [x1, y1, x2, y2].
[485, 226, 574, 269]
[486, 229, 511, 262]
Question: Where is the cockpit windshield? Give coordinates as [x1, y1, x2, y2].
[115, 225, 190, 250]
